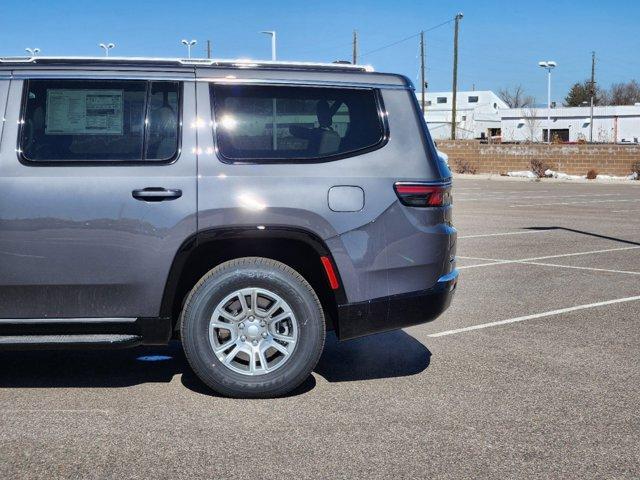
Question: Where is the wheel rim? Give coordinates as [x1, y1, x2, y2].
[208, 287, 298, 376]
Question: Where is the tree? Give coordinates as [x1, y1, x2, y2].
[606, 80, 640, 105]
[523, 106, 541, 142]
[498, 85, 535, 108]
[564, 79, 604, 106]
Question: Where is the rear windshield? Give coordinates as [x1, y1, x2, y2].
[211, 84, 385, 163]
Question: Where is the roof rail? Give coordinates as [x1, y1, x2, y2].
[0, 56, 374, 72]
[0, 56, 36, 63]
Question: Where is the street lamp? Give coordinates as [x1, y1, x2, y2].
[260, 31, 277, 61]
[25, 48, 40, 57]
[181, 39, 197, 59]
[538, 60, 557, 143]
[99, 43, 115, 57]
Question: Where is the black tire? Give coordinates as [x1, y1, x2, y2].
[180, 257, 325, 398]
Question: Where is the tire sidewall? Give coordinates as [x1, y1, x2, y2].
[182, 261, 324, 397]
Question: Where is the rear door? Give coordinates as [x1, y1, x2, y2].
[0, 71, 197, 318]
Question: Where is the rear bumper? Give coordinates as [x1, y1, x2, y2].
[336, 269, 458, 341]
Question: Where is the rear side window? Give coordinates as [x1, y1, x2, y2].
[20, 79, 180, 163]
[211, 84, 385, 163]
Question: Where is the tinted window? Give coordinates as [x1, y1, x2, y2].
[20, 80, 180, 162]
[211, 84, 384, 162]
[437, 97, 447, 104]
[468, 95, 479, 103]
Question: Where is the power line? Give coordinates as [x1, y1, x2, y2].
[361, 17, 455, 58]
[361, 32, 420, 57]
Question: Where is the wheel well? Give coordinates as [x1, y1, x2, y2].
[164, 233, 340, 333]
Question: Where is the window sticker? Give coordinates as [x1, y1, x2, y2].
[45, 89, 124, 135]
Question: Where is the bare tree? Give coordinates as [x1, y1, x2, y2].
[523, 106, 541, 142]
[605, 80, 640, 105]
[499, 85, 535, 108]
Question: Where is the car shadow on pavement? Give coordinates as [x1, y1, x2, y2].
[0, 331, 431, 395]
[314, 330, 431, 382]
[0, 342, 185, 389]
[526, 226, 640, 246]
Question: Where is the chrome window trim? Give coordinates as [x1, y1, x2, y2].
[17, 78, 183, 166]
[209, 82, 390, 165]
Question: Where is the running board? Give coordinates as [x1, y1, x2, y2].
[0, 334, 142, 350]
[0, 317, 172, 346]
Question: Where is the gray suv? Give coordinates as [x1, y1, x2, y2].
[0, 56, 457, 397]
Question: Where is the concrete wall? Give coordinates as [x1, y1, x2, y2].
[437, 140, 640, 176]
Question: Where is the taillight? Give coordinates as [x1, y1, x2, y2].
[394, 182, 452, 207]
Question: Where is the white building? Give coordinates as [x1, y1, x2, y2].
[501, 106, 640, 143]
[416, 90, 508, 140]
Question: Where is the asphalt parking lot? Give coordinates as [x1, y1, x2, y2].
[1, 177, 639, 479]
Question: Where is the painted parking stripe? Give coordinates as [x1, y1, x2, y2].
[521, 261, 640, 276]
[458, 193, 623, 201]
[458, 245, 640, 270]
[428, 295, 640, 338]
[458, 230, 552, 239]
[509, 199, 640, 207]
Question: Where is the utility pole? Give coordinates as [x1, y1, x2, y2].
[451, 13, 463, 140]
[589, 51, 596, 142]
[352, 30, 359, 64]
[420, 31, 426, 115]
[206, 40, 212, 59]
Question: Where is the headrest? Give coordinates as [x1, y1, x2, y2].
[316, 100, 332, 128]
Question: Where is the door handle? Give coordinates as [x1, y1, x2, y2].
[132, 188, 182, 202]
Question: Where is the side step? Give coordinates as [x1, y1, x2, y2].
[0, 334, 142, 351]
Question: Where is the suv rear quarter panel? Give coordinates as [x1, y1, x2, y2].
[195, 74, 449, 304]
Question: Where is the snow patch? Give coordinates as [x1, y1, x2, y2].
[544, 169, 586, 180]
[507, 170, 538, 178]
[596, 172, 639, 181]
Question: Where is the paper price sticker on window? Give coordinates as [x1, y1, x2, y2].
[45, 89, 124, 135]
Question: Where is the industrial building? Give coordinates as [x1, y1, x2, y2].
[500, 105, 640, 143]
[416, 90, 507, 140]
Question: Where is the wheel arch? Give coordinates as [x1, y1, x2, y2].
[160, 226, 346, 334]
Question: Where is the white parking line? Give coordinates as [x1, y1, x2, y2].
[509, 199, 640, 207]
[0, 409, 111, 415]
[428, 295, 640, 338]
[521, 261, 640, 276]
[458, 230, 551, 239]
[458, 193, 622, 201]
[458, 245, 640, 270]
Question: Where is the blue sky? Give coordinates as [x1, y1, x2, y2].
[2, 0, 638, 103]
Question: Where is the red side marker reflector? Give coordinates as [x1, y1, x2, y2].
[320, 256, 340, 290]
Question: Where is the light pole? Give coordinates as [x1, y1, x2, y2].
[25, 48, 40, 57]
[99, 43, 115, 56]
[538, 60, 557, 143]
[260, 31, 278, 150]
[181, 39, 197, 59]
[261, 31, 277, 61]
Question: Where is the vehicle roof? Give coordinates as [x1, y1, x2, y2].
[0, 56, 412, 88]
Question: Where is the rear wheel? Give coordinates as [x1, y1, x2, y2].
[180, 257, 325, 398]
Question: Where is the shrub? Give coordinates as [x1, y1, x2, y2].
[632, 162, 640, 180]
[530, 159, 550, 178]
[586, 169, 598, 180]
[454, 160, 477, 174]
